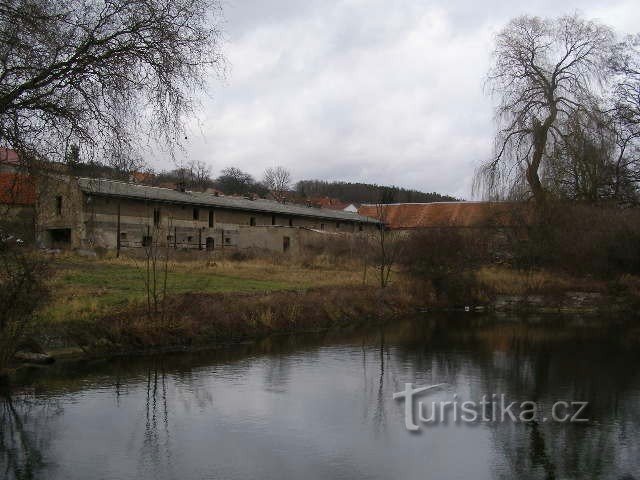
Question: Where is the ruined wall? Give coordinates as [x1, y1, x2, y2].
[36, 175, 85, 248]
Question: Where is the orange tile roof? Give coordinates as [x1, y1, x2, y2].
[309, 196, 349, 210]
[0, 173, 36, 205]
[0, 147, 20, 165]
[358, 202, 521, 229]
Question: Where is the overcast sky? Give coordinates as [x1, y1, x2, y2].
[158, 0, 640, 199]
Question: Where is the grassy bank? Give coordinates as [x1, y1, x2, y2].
[57, 286, 413, 355]
[12, 253, 639, 364]
[23, 254, 405, 357]
[42, 254, 373, 323]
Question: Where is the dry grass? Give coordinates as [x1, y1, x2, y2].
[39, 252, 380, 324]
[475, 266, 606, 296]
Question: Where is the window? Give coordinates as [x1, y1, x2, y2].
[142, 235, 152, 247]
[206, 237, 215, 251]
[193, 208, 199, 220]
[166, 235, 173, 242]
[225, 237, 231, 244]
[187, 236, 193, 243]
[336, 222, 341, 229]
[288, 218, 293, 227]
[209, 210, 214, 228]
[55, 196, 62, 216]
[250, 217, 256, 226]
[271, 215, 276, 225]
[283, 236, 290, 252]
[358, 224, 363, 232]
[153, 208, 161, 226]
[120, 232, 127, 240]
[320, 223, 325, 231]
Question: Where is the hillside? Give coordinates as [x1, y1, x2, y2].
[295, 180, 459, 204]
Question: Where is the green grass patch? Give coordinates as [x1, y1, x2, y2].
[40, 261, 294, 323]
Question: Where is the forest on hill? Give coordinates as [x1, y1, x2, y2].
[295, 180, 459, 204]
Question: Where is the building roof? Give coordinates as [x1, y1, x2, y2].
[309, 196, 349, 210]
[0, 173, 36, 205]
[358, 202, 520, 229]
[0, 148, 19, 166]
[79, 177, 380, 224]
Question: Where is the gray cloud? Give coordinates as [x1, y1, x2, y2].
[153, 0, 640, 199]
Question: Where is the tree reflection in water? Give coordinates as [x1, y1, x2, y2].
[0, 390, 61, 480]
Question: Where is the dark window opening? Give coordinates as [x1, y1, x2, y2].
[320, 223, 325, 231]
[120, 232, 127, 240]
[271, 215, 276, 225]
[250, 217, 256, 226]
[358, 224, 363, 232]
[49, 228, 71, 246]
[187, 236, 193, 243]
[206, 237, 215, 251]
[153, 208, 161, 226]
[55, 196, 62, 216]
[336, 222, 341, 229]
[288, 218, 293, 227]
[142, 235, 152, 247]
[193, 208, 199, 220]
[166, 235, 173, 241]
[283, 236, 290, 252]
[209, 210, 214, 228]
[225, 237, 231, 244]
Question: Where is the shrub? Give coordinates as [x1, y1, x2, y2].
[399, 228, 492, 304]
[0, 247, 49, 373]
[506, 203, 640, 277]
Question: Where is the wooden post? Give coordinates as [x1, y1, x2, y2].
[174, 226, 177, 249]
[198, 228, 202, 250]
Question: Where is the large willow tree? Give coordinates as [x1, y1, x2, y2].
[477, 14, 613, 201]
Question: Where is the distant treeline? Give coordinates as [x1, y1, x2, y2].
[295, 180, 459, 204]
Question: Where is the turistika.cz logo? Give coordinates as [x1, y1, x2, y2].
[393, 383, 589, 431]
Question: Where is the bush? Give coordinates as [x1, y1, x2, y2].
[400, 228, 492, 304]
[0, 247, 49, 373]
[506, 203, 640, 277]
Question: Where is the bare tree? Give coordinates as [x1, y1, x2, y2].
[612, 34, 640, 137]
[477, 14, 614, 202]
[373, 203, 402, 289]
[610, 34, 640, 201]
[189, 159, 213, 190]
[263, 166, 291, 202]
[215, 167, 256, 195]
[544, 109, 619, 202]
[0, 0, 225, 169]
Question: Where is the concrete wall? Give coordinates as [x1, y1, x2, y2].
[236, 226, 302, 254]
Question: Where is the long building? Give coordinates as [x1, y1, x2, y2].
[36, 176, 380, 252]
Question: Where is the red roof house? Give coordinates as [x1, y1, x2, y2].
[0, 173, 36, 206]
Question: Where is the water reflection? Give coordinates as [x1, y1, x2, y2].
[1, 314, 640, 479]
[1, 391, 61, 479]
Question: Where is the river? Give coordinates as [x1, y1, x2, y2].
[2, 314, 639, 479]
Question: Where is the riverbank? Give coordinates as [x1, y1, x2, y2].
[6, 254, 640, 371]
[42, 285, 414, 357]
